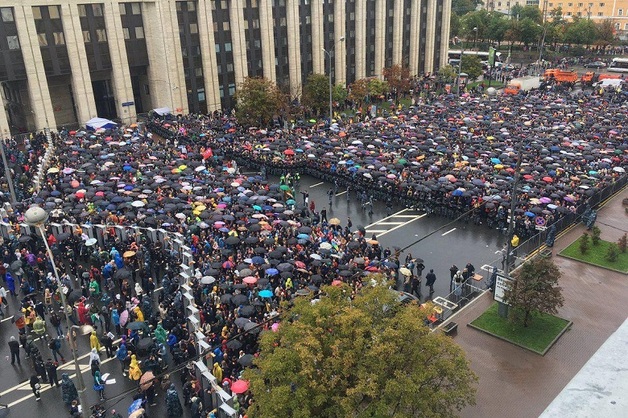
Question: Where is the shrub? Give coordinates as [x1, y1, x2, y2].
[605, 243, 619, 262]
[618, 233, 627, 254]
[579, 232, 590, 255]
[590, 226, 601, 246]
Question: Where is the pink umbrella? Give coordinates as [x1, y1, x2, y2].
[243, 276, 258, 285]
[231, 380, 250, 394]
[119, 309, 129, 327]
[271, 323, 280, 332]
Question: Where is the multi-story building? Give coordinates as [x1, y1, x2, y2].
[548, 0, 628, 37]
[0, 0, 451, 135]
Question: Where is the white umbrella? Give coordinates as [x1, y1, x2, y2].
[85, 238, 98, 246]
[613, 166, 625, 173]
[319, 242, 332, 250]
[175, 213, 186, 220]
[131, 201, 145, 208]
[399, 267, 412, 276]
[201, 276, 216, 285]
[195, 165, 206, 172]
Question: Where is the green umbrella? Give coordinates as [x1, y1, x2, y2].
[253, 205, 262, 211]
[280, 184, 291, 191]
[309, 119, 316, 123]
[398, 158, 407, 165]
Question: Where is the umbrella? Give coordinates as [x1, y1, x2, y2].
[201, 276, 216, 285]
[235, 317, 251, 328]
[243, 276, 258, 285]
[259, 289, 273, 298]
[85, 238, 98, 246]
[128, 399, 144, 416]
[244, 321, 261, 333]
[139, 370, 155, 391]
[232, 294, 249, 305]
[226, 339, 242, 350]
[231, 380, 250, 394]
[127, 321, 148, 331]
[239, 305, 255, 317]
[399, 267, 412, 276]
[238, 354, 255, 367]
[328, 218, 341, 225]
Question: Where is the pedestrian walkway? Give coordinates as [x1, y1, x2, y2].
[448, 188, 628, 418]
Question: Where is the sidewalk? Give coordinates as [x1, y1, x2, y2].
[454, 187, 628, 418]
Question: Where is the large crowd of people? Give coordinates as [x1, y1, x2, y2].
[0, 84, 625, 417]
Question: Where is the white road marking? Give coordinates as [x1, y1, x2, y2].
[364, 230, 387, 234]
[364, 209, 410, 229]
[374, 222, 405, 225]
[377, 214, 427, 237]
[335, 191, 347, 197]
[310, 182, 324, 188]
[442, 228, 457, 236]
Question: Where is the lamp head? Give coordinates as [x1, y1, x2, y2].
[24, 206, 49, 226]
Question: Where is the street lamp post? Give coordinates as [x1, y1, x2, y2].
[24, 206, 88, 415]
[322, 36, 345, 123]
[473, 27, 478, 50]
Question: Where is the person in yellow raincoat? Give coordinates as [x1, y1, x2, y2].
[90, 331, 101, 351]
[133, 306, 144, 322]
[212, 362, 223, 383]
[128, 354, 142, 381]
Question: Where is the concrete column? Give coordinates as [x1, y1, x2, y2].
[392, 0, 404, 66]
[259, 0, 276, 83]
[230, 0, 248, 87]
[0, 103, 10, 139]
[355, 0, 367, 80]
[424, 0, 437, 72]
[440, 0, 452, 68]
[374, 0, 386, 77]
[103, 0, 136, 124]
[334, 0, 346, 86]
[197, 0, 221, 112]
[13, 5, 56, 130]
[310, 0, 324, 74]
[143, 0, 188, 114]
[60, 3, 97, 124]
[286, 0, 302, 98]
[409, 0, 420, 76]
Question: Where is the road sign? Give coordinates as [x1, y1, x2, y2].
[121, 101, 134, 107]
[535, 216, 546, 226]
[494, 272, 514, 305]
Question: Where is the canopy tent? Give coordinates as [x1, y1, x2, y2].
[86, 117, 117, 131]
[152, 107, 173, 116]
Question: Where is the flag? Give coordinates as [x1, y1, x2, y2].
[488, 47, 496, 67]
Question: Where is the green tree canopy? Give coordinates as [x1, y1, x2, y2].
[367, 78, 389, 99]
[348, 78, 370, 106]
[504, 257, 564, 327]
[461, 55, 483, 80]
[564, 17, 598, 45]
[302, 73, 330, 116]
[510, 5, 543, 23]
[438, 64, 459, 83]
[235, 77, 285, 127]
[245, 282, 477, 418]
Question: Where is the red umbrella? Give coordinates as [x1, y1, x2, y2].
[331, 280, 343, 286]
[243, 276, 258, 285]
[294, 261, 306, 269]
[542, 176, 553, 183]
[231, 380, 249, 394]
[283, 149, 295, 156]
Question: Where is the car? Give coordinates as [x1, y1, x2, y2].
[584, 61, 607, 68]
[397, 291, 420, 304]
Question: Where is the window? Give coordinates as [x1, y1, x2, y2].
[49, 6, 60, 19]
[226, 62, 233, 71]
[131, 3, 141, 14]
[198, 88, 205, 101]
[32, 6, 42, 20]
[93, 4, 103, 16]
[133, 26, 143, 38]
[228, 84, 236, 95]
[223, 21, 230, 30]
[619, 8, 623, 15]
[54, 32, 65, 45]
[625, 23, 628, 29]
[597, 11, 603, 15]
[615, 22, 620, 29]
[37, 33, 47, 46]
[225, 42, 232, 51]
[119, 4, 127, 15]
[188, 1, 196, 11]
[190, 23, 198, 33]
[83, 30, 91, 42]
[96, 28, 107, 42]
[195, 67, 203, 77]
[123, 27, 130, 39]
[221, 1, 228, 9]
[6, 35, 19, 50]
[280, 17, 286, 26]
[1, 7, 13, 22]
[567, 2, 572, 6]
[600, 2, 605, 5]
[78, 4, 88, 16]
[578, 2, 583, 6]
[215, 44, 220, 53]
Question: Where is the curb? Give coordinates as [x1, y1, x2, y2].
[556, 253, 628, 275]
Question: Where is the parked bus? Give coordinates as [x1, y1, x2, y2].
[447, 50, 502, 67]
[607, 57, 628, 73]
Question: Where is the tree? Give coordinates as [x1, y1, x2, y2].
[245, 282, 477, 417]
[617, 233, 627, 253]
[605, 243, 619, 262]
[382, 64, 412, 99]
[235, 77, 285, 127]
[451, 0, 481, 16]
[332, 84, 347, 107]
[564, 17, 597, 45]
[519, 18, 543, 46]
[596, 19, 617, 45]
[510, 5, 542, 23]
[487, 14, 509, 47]
[348, 78, 370, 107]
[504, 257, 564, 327]
[590, 226, 601, 246]
[579, 232, 590, 254]
[302, 73, 330, 116]
[461, 55, 483, 80]
[367, 78, 389, 99]
[438, 64, 458, 83]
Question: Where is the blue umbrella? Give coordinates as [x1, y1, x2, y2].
[490, 158, 501, 164]
[452, 189, 464, 197]
[259, 290, 273, 298]
[128, 399, 143, 415]
[265, 268, 279, 276]
[297, 233, 310, 240]
[524, 211, 535, 217]
[251, 256, 265, 265]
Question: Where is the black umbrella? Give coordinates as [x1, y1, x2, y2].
[225, 236, 240, 245]
[127, 321, 149, 331]
[226, 339, 242, 350]
[239, 306, 255, 317]
[114, 268, 132, 280]
[238, 354, 255, 367]
[244, 322, 261, 334]
[232, 294, 249, 306]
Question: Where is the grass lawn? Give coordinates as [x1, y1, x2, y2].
[560, 237, 628, 273]
[469, 303, 570, 354]
[467, 80, 505, 90]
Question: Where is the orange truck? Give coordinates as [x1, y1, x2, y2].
[504, 76, 541, 95]
[543, 69, 578, 83]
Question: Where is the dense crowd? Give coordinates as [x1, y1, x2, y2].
[0, 85, 625, 417]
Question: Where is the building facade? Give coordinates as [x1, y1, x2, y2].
[0, 0, 451, 135]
